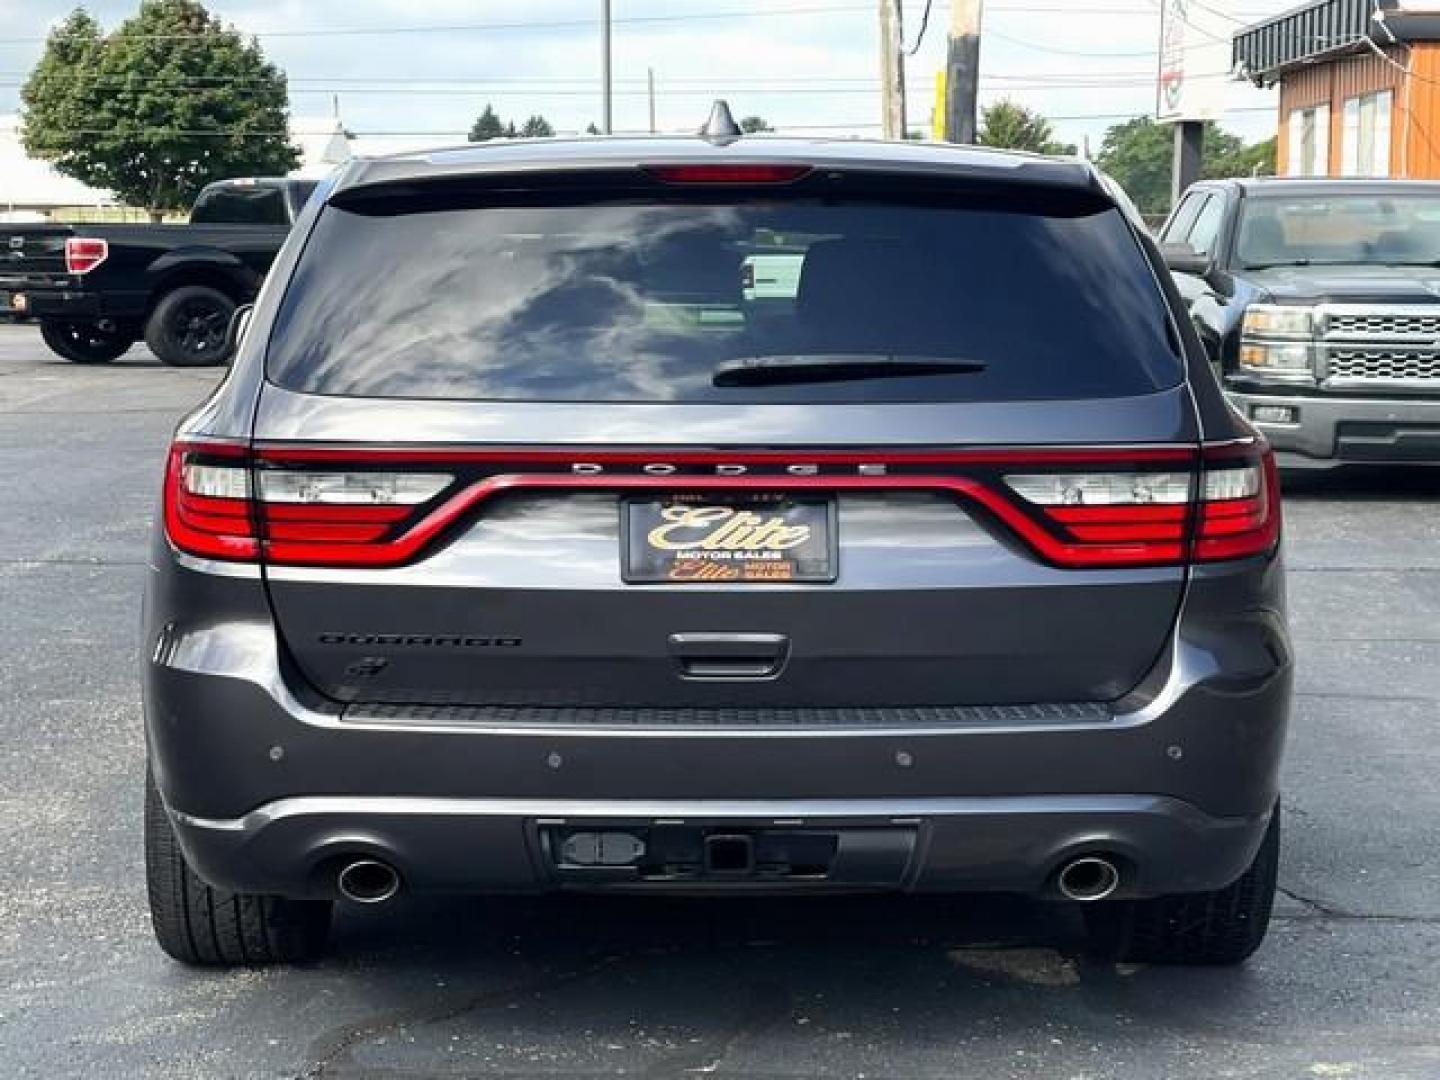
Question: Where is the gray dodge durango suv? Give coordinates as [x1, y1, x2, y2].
[143, 124, 1291, 967]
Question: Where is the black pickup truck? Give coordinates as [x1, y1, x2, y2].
[1159, 177, 1440, 466]
[0, 177, 313, 366]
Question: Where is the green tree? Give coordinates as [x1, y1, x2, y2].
[739, 115, 774, 134]
[977, 100, 1075, 156]
[21, 1, 298, 219]
[1209, 134, 1276, 180]
[1095, 117, 1172, 215]
[470, 107, 553, 140]
[468, 105, 507, 142]
[585, 122, 601, 135]
[1095, 117, 1275, 216]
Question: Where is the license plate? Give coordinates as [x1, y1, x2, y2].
[622, 496, 837, 583]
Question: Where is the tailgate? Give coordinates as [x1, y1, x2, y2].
[253, 393, 1197, 710]
[0, 225, 73, 281]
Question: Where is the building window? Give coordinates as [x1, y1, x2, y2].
[1287, 105, 1330, 177]
[1341, 91, 1393, 177]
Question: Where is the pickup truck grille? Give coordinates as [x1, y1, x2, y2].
[1327, 312, 1440, 339]
[1320, 305, 1440, 388]
[1328, 349, 1440, 383]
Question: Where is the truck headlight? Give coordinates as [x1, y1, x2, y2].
[1242, 305, 1314, 339]
[1239, 304, 1317, 380]
[1239, 341, 1314, 374]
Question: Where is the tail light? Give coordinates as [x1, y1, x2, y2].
[163, 440, 1279, 570]
[1001, 441, 1280, 567]
[163, 440, 455, 566]
[256, 469, 453, 564]
[64, 237, 109, 275]
[163, 441, 259, 561]
[1192, 442, 1282, 562]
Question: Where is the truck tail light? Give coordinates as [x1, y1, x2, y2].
[64, 237, 109, 275]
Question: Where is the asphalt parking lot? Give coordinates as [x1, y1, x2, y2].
[2, 320, 1438, 1079]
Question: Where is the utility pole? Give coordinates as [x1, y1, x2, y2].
[601, 0, 613, 134]
[944, 0, 983, 143]
[1171, 123, 1204, 205]
[647, 67, 656, 134]
[878, 0, 907, 140]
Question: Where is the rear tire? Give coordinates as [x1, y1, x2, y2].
[1084, 805, 1280, 966]
[144, 285, 236, 367]
[39, 319, 134, 363]
[144, 767, 332, 965]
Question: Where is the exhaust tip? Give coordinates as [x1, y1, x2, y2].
[1056, 856, 1120, 902]
[337, 859, 400, 904]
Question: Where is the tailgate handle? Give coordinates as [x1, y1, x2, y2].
[668, 633, 789, 680]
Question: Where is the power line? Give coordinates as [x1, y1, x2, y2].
[0, 69, 1177, 85]
[986, 28, 1158, 57]
[23, 105, 1278, 138]
[0, 4, 1152, 46]
[905, 0, 936, 55]
[0, 3, 1273, 46]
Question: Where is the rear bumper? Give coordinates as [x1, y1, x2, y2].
[1228, 387, 1440, 464]
[0, 282, 148, 323]
[144, 550, 1291, 900]
[169, 792, 1274, 899]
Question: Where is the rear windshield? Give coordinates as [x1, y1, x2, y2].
[267, 193, 1180, 403]
[191, 184, 290, 225]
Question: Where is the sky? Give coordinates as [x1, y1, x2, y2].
[0, 0, 1305, 152]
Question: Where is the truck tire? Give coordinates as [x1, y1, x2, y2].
[144, 768, 331, 965]
[38, 319, 135, 364]
[1084, 805, 1279, 966]
[144, 285, 237, 367]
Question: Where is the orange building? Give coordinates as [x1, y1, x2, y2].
[1234, 1, 1440, 178]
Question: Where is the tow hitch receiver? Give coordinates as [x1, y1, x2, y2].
[544, 824, 916, 887]
[704, 834, 756, 875]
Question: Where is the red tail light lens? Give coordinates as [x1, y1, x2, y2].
[1193, 442, 1282, 562]
[999, 440, 1279, 567]
[64, 237, 109, 275]
[1001, 466, 1192, 567]
[642, 164, 812, 184]
[164, 441, 454, 565]
[255, 468, 454, 565]
[163, 441, 259, 561]
[163, 441, 1279, 570]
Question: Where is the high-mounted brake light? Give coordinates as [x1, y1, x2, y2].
[642, 164, 813, 184]
[64, 237, 109, 275]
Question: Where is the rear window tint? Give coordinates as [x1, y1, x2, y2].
[191, 184, 289, 225]
[267, 196, 1180, 403]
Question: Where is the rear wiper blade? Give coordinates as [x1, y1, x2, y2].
[712, 354, 986, 387]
